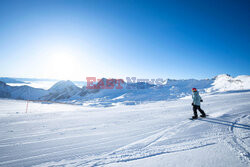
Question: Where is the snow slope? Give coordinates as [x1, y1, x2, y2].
[0, 90, 249, 167]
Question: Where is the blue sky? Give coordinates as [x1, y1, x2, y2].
[0, 0, 249, 80]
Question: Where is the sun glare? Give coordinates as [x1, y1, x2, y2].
[44, 48, 83, 80]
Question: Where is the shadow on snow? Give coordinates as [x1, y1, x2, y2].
[198, 118, 250, 130]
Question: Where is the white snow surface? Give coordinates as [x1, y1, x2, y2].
[0, 90, 249, 167]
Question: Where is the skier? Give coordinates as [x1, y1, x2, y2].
[191, 88, 206, 119]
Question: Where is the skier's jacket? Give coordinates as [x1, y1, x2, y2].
[192, 91, 202, 106]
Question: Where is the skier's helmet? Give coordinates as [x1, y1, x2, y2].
[192, 88, 197, 92]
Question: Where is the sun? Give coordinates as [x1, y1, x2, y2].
[44, 48, 82, 80]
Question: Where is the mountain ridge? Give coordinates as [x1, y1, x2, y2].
[0, 74, 249, 106]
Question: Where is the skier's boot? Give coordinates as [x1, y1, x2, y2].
[192, 115, 198, 119]
[200, 114, 206, 118]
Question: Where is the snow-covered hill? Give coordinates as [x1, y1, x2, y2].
[0, 90, 249, 167]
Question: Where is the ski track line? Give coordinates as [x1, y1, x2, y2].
[0, 126, 166, 147]
[0, 115, 179, 146]
[0, 127, 165, 160]
[0, 127, 170, 166]
[76, 136, 219, 167]
[0, 117, 167, 142]
[0, 126, 84, 141]
[0, 141, 119, 166]
[227, 115, 250, 164]
[36, 118, 223, 167]
[0, 118, 101, 137]
[72, 121, 229, 167]
[118, 119, 193, 151]
[144, 120, 192, 148]
[83, 113, 249, 166]
[101, 143, 216, 167]
[0, 128, 90, 145]
[0, 144, 110, 166]
[0, 133, 99, 147]
[28, 120, 192, 167]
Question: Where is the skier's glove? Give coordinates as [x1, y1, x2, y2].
[200, 99, 203, 102]
[192, 103, 194, 106]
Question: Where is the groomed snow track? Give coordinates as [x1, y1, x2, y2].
[0, 91, 249, 167]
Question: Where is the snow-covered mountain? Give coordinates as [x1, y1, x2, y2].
[206, 74, 250, 92]
[0, 81, 47, 100]
[40, 80, 82, 101]
[0, 81, 11, 98]
[0, 77, 25, 83]
[0, 74, 250, 105]
[10, 86, 48, 100]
